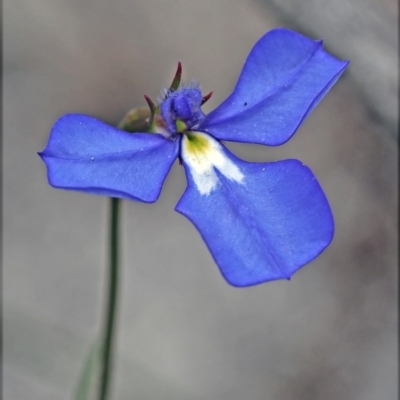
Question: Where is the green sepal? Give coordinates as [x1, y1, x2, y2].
[117, 107, 152, 133]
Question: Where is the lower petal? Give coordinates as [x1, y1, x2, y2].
[176, 140, 333, 286]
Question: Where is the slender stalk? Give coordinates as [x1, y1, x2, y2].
[99, 197, 120, 400]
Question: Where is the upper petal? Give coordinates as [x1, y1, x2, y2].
[176, 132, 333, 286]
[39, 114, 179, 202]
[200, 28, 349, 146]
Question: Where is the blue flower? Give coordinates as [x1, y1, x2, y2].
[39, 28, 348, 287]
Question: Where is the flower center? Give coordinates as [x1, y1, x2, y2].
[160, 84, 206, 134]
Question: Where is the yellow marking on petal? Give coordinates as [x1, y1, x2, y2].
[181, 131, 244, 195]
[185, 131, 210, 155]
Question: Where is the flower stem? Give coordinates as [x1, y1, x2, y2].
[99, 197, 120, 400]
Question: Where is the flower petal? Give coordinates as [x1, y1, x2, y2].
[39, 114, 179, 202]
[200, 28, 349, 146]
[176, 133, 333, 286]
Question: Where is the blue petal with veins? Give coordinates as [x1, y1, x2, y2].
[39, 114, 179, 202]
[177, 134, 334, 286]
[200, 28, 349, 145]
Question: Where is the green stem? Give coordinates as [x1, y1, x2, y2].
[99, 197, 120, 400]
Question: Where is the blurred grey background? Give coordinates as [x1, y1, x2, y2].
[4, 0, 398, 399]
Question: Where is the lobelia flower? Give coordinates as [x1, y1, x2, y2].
[39, 28, 349, 287]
